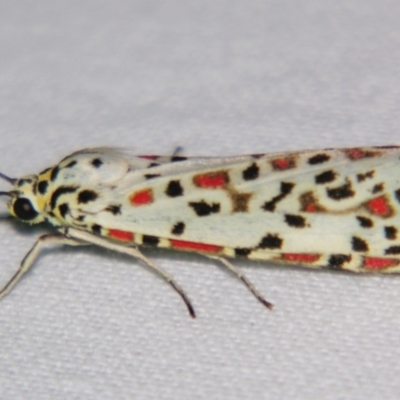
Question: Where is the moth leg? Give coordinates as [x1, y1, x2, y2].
[0, 233, 85, 299]
[208, 255, 273, 310]
[61, 227, 196, 318]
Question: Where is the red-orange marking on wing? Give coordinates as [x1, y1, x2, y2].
[305, 203, 317, 213]
[130, 189, 153, 206]
[346, 148, 381, 160]
[299, 192, 326, 213]
[108, 229, 134, 241]
[170, 239, 222, 253]
[193, 172, 228, 188]
[363, 257, 398, 270]
[346, 148, 365, 160]
[365, 196, 392, 217]
[138, 155, 158, 160]
[271, 158, 293, 170]
[282, 253, 320, 263]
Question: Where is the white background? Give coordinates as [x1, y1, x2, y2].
[1, 1, 400, 399]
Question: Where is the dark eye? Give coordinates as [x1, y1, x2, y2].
[13, 198, 38, 221]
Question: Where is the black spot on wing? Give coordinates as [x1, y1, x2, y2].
[17, 178, 33, 187]
[242, 163, 259, 181]
[171, 156, 187, 162]
[143, 235, 160, 246]
[50, 186, 78, 209]
[166, 180, 184, 197]
[326, 182, 354, 200]
[235, 248, 252, 256]
[262, 182, 295, 211]
[231, 192, 252, 213]
[385, 246, 400, 255]
[105, 204, 121, 215]
[284, 214, 306, 228]
[38, 181, 49, 195]
[189, 201, 220, 216]
[258, 234, 283, 249]
[376, 145, 400, 149]
[171, 222, 185, 235]
[50, 166, 60, 182]
[328, 254, 351, 269]
[372, 183, 384, 194]
[91, 158, 103, 168]
[352, 236, 369, 252]
[58, 203, 69, 219]
[92, 224, 102, 234]
[315, 170, 336, 184]
[65, 160, 77, 168]
[280, 182, 294, 194]
[356, 216, 373, 228]
[77, 190, 98, 204]
[308, 153, 330, 165]
[394, 188, 400, 203]
[356, 171, 374, 182]
[384, 226, 397, 240]
[145, 174, 161, 180]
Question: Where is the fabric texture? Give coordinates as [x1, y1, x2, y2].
[1, 1, 400, 399]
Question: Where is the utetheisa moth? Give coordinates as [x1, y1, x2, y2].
[1, 145, 400, 317]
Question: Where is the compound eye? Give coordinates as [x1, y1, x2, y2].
[13, 198, 39, 221]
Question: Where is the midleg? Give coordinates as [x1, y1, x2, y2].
[61, 227, 195, 318]
[208, 255, 273, 310]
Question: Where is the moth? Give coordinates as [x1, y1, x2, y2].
[1, 146, 399, 317]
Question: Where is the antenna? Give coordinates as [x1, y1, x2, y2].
[0, 172, 16, 184]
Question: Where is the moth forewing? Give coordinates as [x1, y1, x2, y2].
[1, 145, 400, 316]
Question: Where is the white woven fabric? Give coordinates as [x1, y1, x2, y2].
[1, 1, 400, 399]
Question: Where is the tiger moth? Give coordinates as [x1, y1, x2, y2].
[1, 145, 400, 317]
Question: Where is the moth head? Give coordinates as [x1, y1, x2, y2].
[0, 172, 45, 224]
